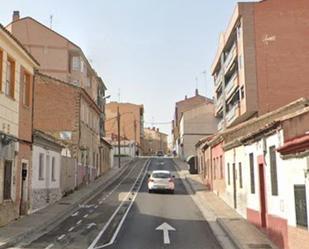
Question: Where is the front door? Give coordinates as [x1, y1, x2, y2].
[294, 185, 308, 228]
[232, 163, 237, 209]
[259, 163, 267, 227]
[20, 162, 28, 215]
[4, 161, 12, 200]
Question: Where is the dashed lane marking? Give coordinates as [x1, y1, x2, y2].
[57, 234, 66, 241]
[68, 226, 75, 232]
[45, 244, 54, 249]
[77, 220, 82, 225]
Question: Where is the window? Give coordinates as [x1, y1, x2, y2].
[249, 153, 255, 194]
[72, 56, 80, 71]
[23, 71, 31, 106]
[39, 153, 44, 180]
[3, 161, 12, 200]
[269, 146, 278, 196]
[220, 156, 223, 179]
[5, 57, 15, 98]
[51, 157, 56, 181]
[227, 163, 230, 185]
[240, 86, 245, 99]
[239, 162, 243, 188]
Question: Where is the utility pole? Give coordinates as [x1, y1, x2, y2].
[117, 106, 121, 168]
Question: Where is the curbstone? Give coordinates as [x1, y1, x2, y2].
[0, 158, 135, 249]
[217, 218, 242, 249]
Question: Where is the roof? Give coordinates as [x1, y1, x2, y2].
[277, 134, 309, 156]
[33, 129, 64, 148]
[0, 23, 40, 66]
[6, 16, 98, 79]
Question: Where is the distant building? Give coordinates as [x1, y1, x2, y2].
[178, 102, 218, 160]
[212, 0, 309, 131]
[143, 127, 168, 156]
[33, 73, 111, 187]
[172, 89, 213, 156]
[0, 24, 39, 226]
[105, 102, 144, 155]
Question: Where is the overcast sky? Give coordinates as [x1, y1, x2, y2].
[1, 0, 256, 137]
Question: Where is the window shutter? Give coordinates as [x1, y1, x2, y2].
[249, 153, 255, 194]
[269, 146, 278, 196]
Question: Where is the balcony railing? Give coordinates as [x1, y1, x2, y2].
[226, 103, 239, 126]
[215, 94, 223, 111]
[217, 118, 225, 131]
[225, 73, 238, 97]
[214, 68, 223, 87]
[224, 44, 237, 70]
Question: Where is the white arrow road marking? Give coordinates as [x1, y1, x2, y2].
[57, 234, 66, 241]
[156, 222, 176, 244]
[45, 243, 54, 249]
[87, 223, 97, 229]
[71, 211, 79, 217]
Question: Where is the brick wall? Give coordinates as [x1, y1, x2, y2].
[254, 0, 309, 115]
[33, 74, 80, 148]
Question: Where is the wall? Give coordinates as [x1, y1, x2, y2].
[254, 0, 309, 115]
[60, 156, 76, 196]
[211, 142, 225, 196]
[31, 144, 61, 213]
[223, 145, 247, 218]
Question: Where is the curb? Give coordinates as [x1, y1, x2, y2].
[0, 158, 135, 249]
[217, 218, 242, 249]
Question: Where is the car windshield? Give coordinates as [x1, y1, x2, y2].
[152, 172, 170, 179]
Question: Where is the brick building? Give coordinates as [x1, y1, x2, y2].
[105, 102, 144, 154]
[0, 24, 39, 226]
[172, 89, 213, 155]
[143, 127, 168, 156]
[33, 73, 109, 187]
[212, 0, 309, 131]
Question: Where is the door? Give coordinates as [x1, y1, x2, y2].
[20, 162, 28, 215]
[232, 163, 237, 209]
[294, 185, 308, 228]
[4, 161, 12, 200]
[258, 163, 267, 227]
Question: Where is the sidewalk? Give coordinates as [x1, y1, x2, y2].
[174, 159, 278, 249]
[0, 157, 134, 249]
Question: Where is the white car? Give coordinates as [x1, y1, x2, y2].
[147, 170, 175, 194]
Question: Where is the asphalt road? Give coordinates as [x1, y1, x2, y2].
[18, 158, 221, 249]
[106, 158, 222, 249]
[19, 159, 148, 249]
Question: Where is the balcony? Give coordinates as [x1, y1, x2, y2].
[224, 44, 237, 72]
[215, 94, 223, 114]
[225, 73, 238, 99]
[226, 103, 240, 127]
[214, 68, 223, 88]
[217, 118, 225, 131]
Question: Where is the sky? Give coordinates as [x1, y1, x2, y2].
[0, 0, 256, 137]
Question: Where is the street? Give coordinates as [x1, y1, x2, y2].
[16, 158, 221, 249]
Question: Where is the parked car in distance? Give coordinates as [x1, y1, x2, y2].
[148, 170, 175, 194]
[156, 150, 164, 157]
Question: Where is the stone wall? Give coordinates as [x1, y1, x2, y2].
[31, 188, 61, 213]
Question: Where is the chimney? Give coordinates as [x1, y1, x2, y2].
[185, 95, 187, 100]
[152, 127, 155, 131]
[157, 128, 159, 132]
[195, 88, 199, 96]
[13, 11, 20, 22]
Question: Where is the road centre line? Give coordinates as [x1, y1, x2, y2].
[77, 220, 82, 225]
[87, 159, 151, 249]
[68, 226, 75, 232]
